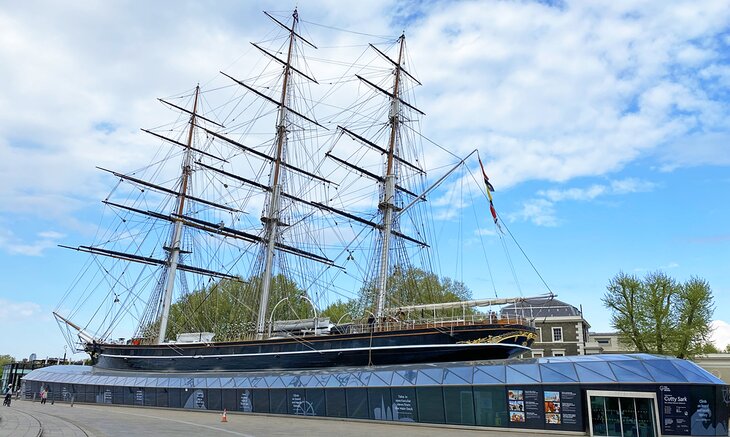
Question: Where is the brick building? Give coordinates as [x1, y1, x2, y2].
[500, 297, 601, 358]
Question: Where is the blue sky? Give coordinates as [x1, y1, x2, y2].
[1, 0, 729, 360]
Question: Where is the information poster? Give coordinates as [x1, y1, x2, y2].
[393, 393, 415, 422]
[240, 390, 252, 412]
[544, 391, 562, 424]
[559, 390, 578, 426]
[659, 385, 690, 435]
[524, 389, 541, 422]
[507, 387, 543, 428]
[508, 389, 525, 423]
[135, 389, 144, 405]
[690, 386, 716, 436]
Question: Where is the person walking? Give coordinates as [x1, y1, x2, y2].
[40, 388, 48, 405]
[3, 391, 11, 407]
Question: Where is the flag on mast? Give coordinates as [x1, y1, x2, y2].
[478, 155, 501, 229]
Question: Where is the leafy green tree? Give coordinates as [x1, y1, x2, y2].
[144, 274, 314, 342]
[320, 299, 359, 324]
[602, 271, 714, 359]
[675, 277, 715, 358]
[355, 267, 474, 320]
[0, 355, 14, 366]
[725, 344, 730, 354]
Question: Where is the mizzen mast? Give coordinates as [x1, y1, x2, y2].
[157, 85, 200, 344]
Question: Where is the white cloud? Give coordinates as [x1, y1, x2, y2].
[0, 0, 727, 242]
[0, 298, 42, 320]
[710, 320, 730, 351]
[474, 227, 497, 237]
[515, 177, 655, 226]
[511, 198, 558, 227]
[0, 229, 65, 256]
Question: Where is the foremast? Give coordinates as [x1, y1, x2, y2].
[157, 85, 200, 344]
[256, 10, 298, 339]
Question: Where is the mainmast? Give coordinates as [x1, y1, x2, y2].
[255, 9, 298, 339]
[374, 35, 406, 321]
[157, 85, 200, 344]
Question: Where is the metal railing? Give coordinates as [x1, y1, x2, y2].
[339, 312, 534, 335]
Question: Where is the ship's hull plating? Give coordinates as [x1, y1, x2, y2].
[92, 323, 535, 372]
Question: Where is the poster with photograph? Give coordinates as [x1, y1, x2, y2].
[507, 387, 544, 427]
[546, 413, 561, 424]
[510, 411, 525, 422]
[544, 391, 560, 402]
[508, 389, 525, 422]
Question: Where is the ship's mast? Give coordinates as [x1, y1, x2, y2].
[157, 85, 200, 344]
[255, 9, 298, 339]
[374, 35, 406, 322]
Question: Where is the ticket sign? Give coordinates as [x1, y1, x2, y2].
[659, 385, 690, 435]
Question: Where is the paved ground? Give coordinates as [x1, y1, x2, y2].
[1, 399, 583, 436]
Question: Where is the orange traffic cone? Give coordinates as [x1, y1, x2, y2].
[221, 409, 228, 423]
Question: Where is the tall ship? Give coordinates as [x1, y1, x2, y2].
[54, 9, 541, 372]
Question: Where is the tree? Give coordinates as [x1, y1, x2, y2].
[353, 267, 475, 320]
[0, 355, 14, 366]
[143, 274, 314, 342]
[602, 271, 714, 359]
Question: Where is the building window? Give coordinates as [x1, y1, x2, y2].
[553, 351, 565, 357]
[597, 338, 610, 345]
[532, 352, 543, 358]
[552, 327, 563, 342]
[536, 327, 542, 342]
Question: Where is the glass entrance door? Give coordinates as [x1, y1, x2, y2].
[588, 393, 657, 437]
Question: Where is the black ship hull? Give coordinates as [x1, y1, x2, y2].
[91, 323, 535, 372]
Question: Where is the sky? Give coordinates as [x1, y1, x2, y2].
[0, 0, 729, 360]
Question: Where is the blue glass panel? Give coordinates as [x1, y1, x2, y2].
[193, 378, 206, 388]
[206, 378, 221, 388]
[298, 375, 314, 387]
[372, 371, 393, 386]
[266, 376, 285, 388]
[311, 375, 328, 387]
[506, 363, 541, 384]
[608, 361, 653, 382]
[327, 374, 348, 387]
[474, 364, 506, 383]
[540, 363, 578, 383]
[643, 359, 687, 383]
[280, 376, 296, 387]
[443, 366, 472, 385]
[347, 372, 369, 387]
[670, 359, 717, 384]
[182, 377, 195, 389]
[144, 378, 158, 387]
[574, 361, 617, 382]
[416, 368, 444, 385]
[221, 377, 235, 388]
[472, 367, 504, 385]
[391, 370, 418, 386]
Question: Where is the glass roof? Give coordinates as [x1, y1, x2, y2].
[22, 354, 726, 389]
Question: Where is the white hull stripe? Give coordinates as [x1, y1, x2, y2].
[101, 342, 530, 360]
